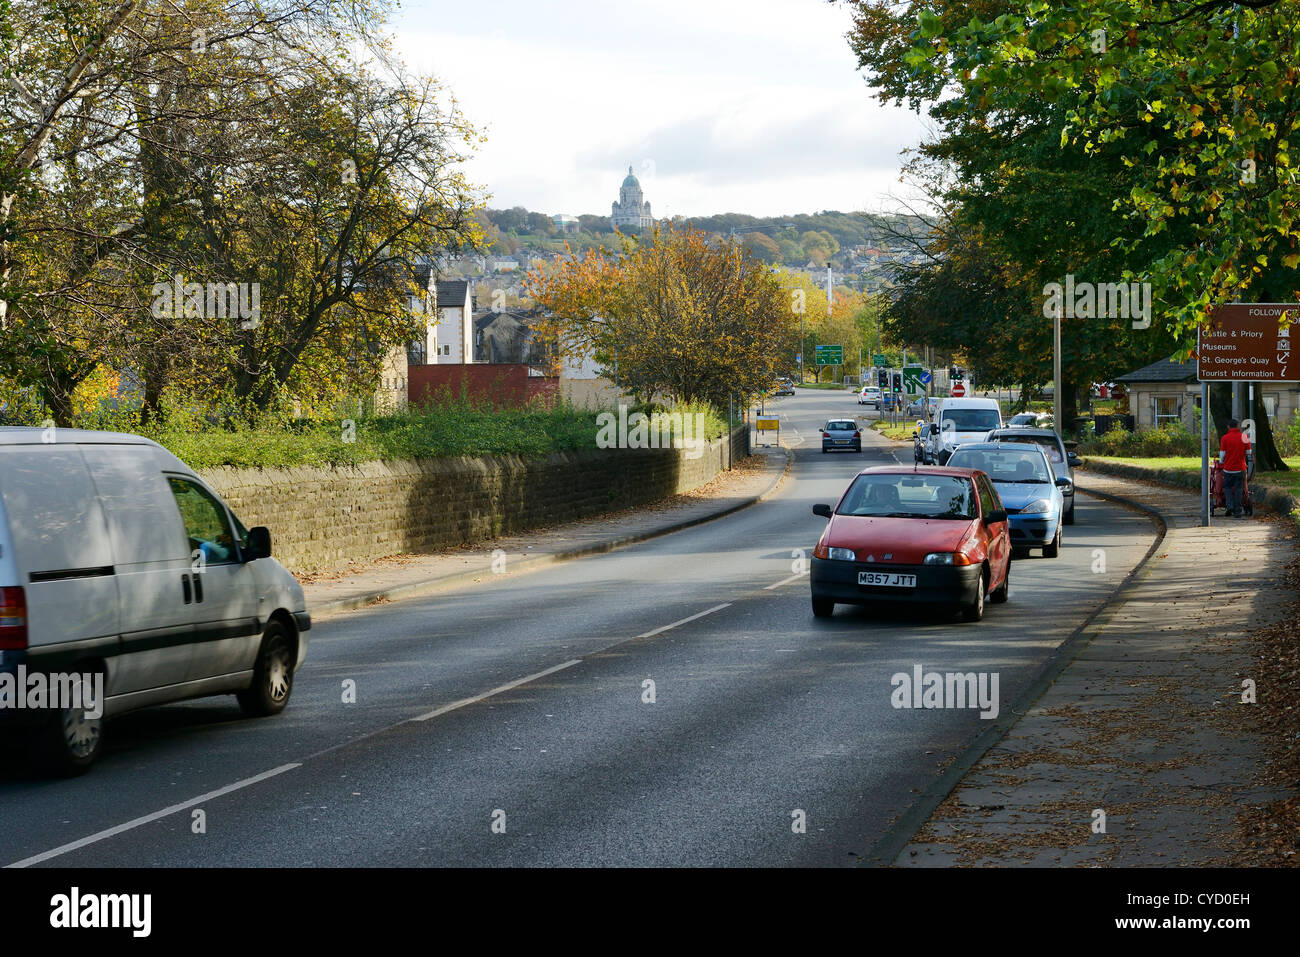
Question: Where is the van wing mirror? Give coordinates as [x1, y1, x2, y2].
[245, 526, 272, 561]
[929, 423, 940, 435]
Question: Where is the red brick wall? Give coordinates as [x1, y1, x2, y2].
[408, 364, 558, 408]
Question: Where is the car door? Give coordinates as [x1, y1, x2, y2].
[79, 445, 195, 694]
[975, 474, 1010, 584]
[163, 474, 261, 682]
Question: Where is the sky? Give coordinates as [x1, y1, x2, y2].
[390, 0, 928, 219]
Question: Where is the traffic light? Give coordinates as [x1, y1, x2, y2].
[892, 372, 903, 392]
[949, 366, 961, 380]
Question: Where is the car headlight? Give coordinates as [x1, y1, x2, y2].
[1020, 499, 1052, 514]
[827, 547, 856, 562]
[923, 552, 954, 565]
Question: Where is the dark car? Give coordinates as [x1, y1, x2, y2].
[821, 419, 861, 453]
[983, 427, 1079, 524]
[809, 466, 1011, 622]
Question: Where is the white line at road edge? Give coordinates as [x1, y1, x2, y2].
[635, 602, 732, 639]
[763, 573, 806, 591]
[5, 763, 302, 868]
[411, 659, 584, 722]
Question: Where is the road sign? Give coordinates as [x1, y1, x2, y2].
[902, 365, 926, 395]
[873, 354, 888, 367]
[951, 381, 967, 397]
[814, 344, 844, 365]
[920, 370, 932, 385]
[1197, 303, 1298, 381]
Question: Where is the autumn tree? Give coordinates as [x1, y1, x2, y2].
[527, 225, 798, 409]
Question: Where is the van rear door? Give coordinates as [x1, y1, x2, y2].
[80, 445, 196, 694]
[0, 445, 119, 668]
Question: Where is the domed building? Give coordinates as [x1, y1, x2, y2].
[611, 165, 654, 230]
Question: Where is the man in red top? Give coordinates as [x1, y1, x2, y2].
[1220, 419, 1250, 517]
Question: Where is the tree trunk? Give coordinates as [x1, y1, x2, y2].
[40, 381, 77, 429]
[1249, 388, 1289, 471]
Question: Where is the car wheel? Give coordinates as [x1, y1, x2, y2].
[989, 561, 1009, 604]
[1063, 502, 1075, 525]
[238, 620, 295, 717]
[812, 596, 834, 618]
[854, 443, 861, 452]
[28, 668, 105, 777]
[1011, 545, 1029, 560]
[961, 570, 986, 622]
[821, 447, 828, 454]
[1043, 527, 1061, 558]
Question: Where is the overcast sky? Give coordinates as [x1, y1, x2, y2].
[392, 0, 928, 218]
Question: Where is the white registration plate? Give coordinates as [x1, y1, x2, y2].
[858, 572, 917, 588]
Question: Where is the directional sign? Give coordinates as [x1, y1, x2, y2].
[814, 344, 844, 366]
[920, 370, 933, 385]
[873, 354, 888, 367]
[902, 365, 926, 395]
[1198, 303, 1299, 381]
[951, 381, 967, 397]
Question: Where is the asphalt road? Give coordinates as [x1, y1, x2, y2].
[0, 388, 1157, 867]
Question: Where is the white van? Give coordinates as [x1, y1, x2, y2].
[923, 397, 1003, 464]
[0, 428, 309, 775]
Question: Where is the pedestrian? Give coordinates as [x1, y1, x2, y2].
[1219, 419, 1249, 517]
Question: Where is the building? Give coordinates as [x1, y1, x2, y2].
[611, 166, 653, 231]
[473, 308, 550, 366]
[553, 213, 579, 233]
[1115, 355, 1300, 431]
[412, 279, 474, 365]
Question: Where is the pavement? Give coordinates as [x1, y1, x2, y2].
[888, 466, 1297, 866]
[302, 443, 792, 615]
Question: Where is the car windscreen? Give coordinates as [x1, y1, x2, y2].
[826, 421, 855, 430]
[949, 448, 1052, 483]
[941, 409, 1002, 431]
[994, 433, 1064, 463]
[836, 474, 976, 519]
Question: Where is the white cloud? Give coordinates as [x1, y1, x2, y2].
[391, 0, 927, 216]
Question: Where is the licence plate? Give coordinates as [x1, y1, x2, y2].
[858, 572, 917, 588]
[835, 439, 849, 444]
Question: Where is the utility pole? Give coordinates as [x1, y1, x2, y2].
[1053, 301, 1063, 433]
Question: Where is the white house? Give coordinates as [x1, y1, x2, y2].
[431, 280, 475, 364]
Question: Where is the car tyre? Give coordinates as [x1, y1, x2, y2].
[1063, 503, 1075, 525]
[28, 668, 105, 777]
[1043, 527, 1061, 558]
[811, 596, 834, 618]
[989, 561, 1009, 604]
[961, 570, 986, 622]
[238, 620, 295, 717]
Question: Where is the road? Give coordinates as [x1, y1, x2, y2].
[0, 388, 1158, 867]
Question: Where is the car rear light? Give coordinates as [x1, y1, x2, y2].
[0, 586, 28, 650]
[853, 431, 861, 438]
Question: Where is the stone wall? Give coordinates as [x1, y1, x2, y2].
[200, 425, 749, 577]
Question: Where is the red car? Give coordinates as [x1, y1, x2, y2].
[810, 466, 1011, 622]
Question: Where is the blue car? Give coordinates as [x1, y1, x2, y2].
[946, 442, 1068, 557]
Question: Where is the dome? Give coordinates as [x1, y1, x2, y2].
[622, 165, 639, 188]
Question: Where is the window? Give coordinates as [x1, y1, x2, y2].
[1264, 393, 1279, 423]
[976, 475, 1001, 517]
[1154, 396, 1181, 427]
[167, 476, 238, 565]
[996, 433, 1063, 463]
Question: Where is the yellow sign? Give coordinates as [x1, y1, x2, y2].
[756, 416, 780, 431]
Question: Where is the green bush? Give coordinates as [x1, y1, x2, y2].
[1080, 421, 1199, 458]
[1275, 410, 1300, 458]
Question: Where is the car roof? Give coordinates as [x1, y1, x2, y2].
[0, 426, 157, 446]
[951, 441, 1052, 458]
[987, 427, 1060, 439]
[851, 464, 981, 478]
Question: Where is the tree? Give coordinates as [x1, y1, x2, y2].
[527, 225, 797, 409]
[742, 232, 780, 263]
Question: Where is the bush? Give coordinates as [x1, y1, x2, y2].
[1079, 421, 1199, 457]
[1275, 410, 1300, 458]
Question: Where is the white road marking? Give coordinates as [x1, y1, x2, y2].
[411, 659, 583, 722]
[764, 572, 806, 590]
[5, 763, 302, 868]
[636, 603, 732, 638]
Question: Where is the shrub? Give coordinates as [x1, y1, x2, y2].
[1080, 421, 1199, 458]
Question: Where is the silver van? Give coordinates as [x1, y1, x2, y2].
[0, 428, 309, 775]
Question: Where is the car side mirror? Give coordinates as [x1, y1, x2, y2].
[1067, 452, 1081, 466]
[245, 526, 272, 561]
[929, 423, 940, 435]
[985, 508, 1007, 524]
[812, 503, 833, 519]
[1055, 476, 1072, 488]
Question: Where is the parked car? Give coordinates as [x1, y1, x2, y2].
[858, 386, 882, 409]
[809, 466, 1011, 622]
[922, 397, 1003, 464]
[1006, 412, 1050, 427]
[983, 427, 1079, 524]
[0, 428, 310, 774]
[946, 442, 1068, 556]
[821, 419, 862, 453]
[773, 381, 796, 396]
[905, 396, 929, 417]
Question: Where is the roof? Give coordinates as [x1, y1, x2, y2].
[435, 280, 470, 305]
[1115, 356, 1196, 383]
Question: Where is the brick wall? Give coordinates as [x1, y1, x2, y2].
[200, 425, 750, 577]
[408, 363, 558, 408]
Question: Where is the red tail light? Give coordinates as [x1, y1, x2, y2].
[853, 430, 861, 438]
[0, 586, 28, 650]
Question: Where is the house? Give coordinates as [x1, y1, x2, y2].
[427, 280, 475, 364]
[473, 308, 549, 365]
[1115, 355, 1300, 430]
